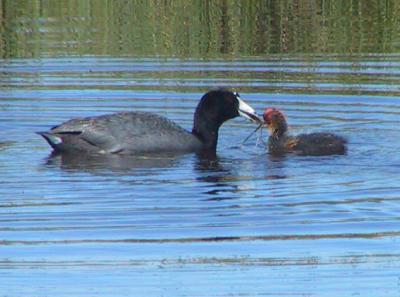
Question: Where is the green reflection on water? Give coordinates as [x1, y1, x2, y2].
[0, 0, 399, 59]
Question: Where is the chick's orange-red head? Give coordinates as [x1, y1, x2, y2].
[263, 108, 278, 124]
[263, 108, 288, 136]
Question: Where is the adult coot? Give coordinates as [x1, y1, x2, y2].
[37, 90, 262, 155]
[263, 108, 347, 156]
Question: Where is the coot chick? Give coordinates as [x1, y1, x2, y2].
[263, 108, 347, 156]
[37, 90, 262, 155]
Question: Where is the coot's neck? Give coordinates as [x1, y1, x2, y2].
[192, 112, 222, 151]
[267, 116, 288, 154]
[271, 128, 287, 139]
[271, 116, 288, 139]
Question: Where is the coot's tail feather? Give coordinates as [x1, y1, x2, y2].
[36, 132, 62, 150]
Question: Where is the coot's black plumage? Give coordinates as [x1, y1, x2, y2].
[37, 90, 261, 155]
[263, 108, 347, 156]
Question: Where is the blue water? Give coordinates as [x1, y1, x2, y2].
[1, 56, 400, 296]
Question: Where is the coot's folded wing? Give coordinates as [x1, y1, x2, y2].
[49, 112, 198, 154]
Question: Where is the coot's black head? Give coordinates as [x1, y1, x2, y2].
[194, 89, 261, 126]
[192, 89, 260, 150]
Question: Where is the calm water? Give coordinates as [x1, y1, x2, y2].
[2, 1, 400, 297]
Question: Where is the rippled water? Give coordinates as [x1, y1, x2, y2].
[2, 0, 400, 295]
[1, 55, 400, 296]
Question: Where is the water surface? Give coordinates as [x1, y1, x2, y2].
[1, 1, 400, 297]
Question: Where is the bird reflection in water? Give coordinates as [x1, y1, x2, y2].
[194, 151, 288, 200]
[44, 151, 182, 174]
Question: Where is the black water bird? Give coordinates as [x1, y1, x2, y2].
[37, 89, 262, 155]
